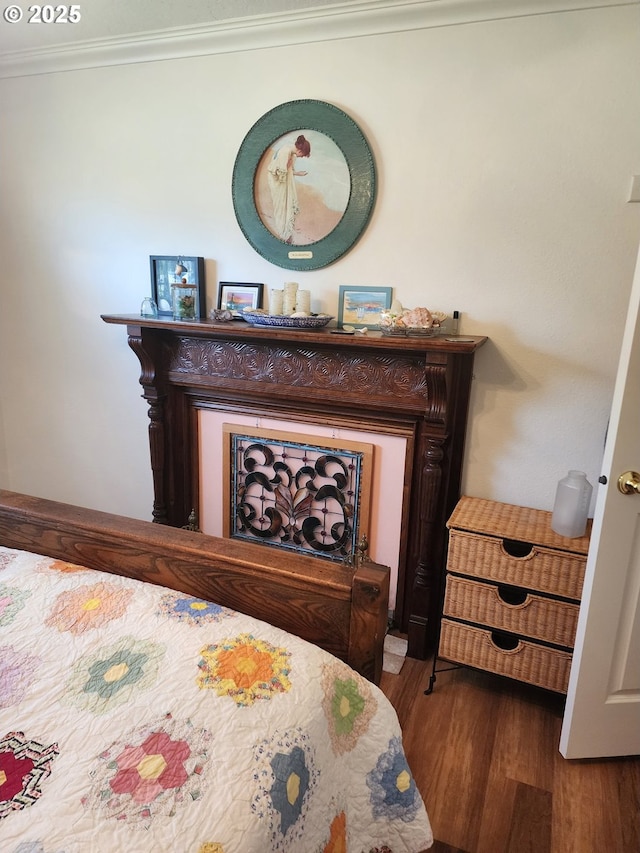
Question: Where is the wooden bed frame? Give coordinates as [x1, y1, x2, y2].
[0, 490, 390, 683]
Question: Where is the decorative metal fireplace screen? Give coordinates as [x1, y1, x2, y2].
[223, 425, 372, 562]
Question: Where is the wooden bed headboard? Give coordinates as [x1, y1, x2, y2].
[0, 490, 389, 683]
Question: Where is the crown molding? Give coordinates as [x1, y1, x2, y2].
[0, 0, 636, 79]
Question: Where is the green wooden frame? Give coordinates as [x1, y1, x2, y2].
[232, 100, 376, 271]
[337, 285, 393, 330]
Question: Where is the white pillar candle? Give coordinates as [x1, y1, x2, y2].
[296, 289, 311, 314]
[270, 289, 284, 315]
[283, 281, 298, 315]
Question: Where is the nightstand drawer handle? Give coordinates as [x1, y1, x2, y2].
[490, 631, 522, 653]
[502, 538, 533, 558]
[497, 584, 529, 607]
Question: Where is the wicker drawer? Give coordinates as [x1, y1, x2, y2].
[443, 574, 580, 648]
[447, 529, 585, 600]
[439, 618, 573, 694]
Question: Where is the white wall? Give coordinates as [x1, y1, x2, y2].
[0, 1, 639, 521]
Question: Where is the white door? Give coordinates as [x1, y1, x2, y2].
[560, 244, 640, 759]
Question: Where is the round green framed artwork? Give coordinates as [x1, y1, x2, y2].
[232, 100, 376, 271]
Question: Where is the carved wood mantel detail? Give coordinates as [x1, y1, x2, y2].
[102, 315, 486, 659]
[169, 337, 431, 409]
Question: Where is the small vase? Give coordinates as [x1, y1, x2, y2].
[140, 297, 158, 318]
[551, 470, 592, 538]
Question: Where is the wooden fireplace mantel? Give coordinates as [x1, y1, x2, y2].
[102, 313, 486, 658]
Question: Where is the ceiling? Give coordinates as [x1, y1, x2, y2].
[0, 0, 346, 54]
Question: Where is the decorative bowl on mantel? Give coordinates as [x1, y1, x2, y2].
[242, 310, 334, 329]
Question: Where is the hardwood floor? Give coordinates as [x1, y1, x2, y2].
[380, 656, 640, 853]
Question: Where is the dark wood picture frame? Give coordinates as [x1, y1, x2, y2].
[217, 282, 264, 318]
[149, 255, 206, 318]
[232, 100, 376, 271]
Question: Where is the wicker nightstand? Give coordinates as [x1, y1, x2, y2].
[438, 496, 591, 693]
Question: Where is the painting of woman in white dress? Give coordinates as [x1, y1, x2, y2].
[267, 134, 310, 243]
[255, 129, 350, 245]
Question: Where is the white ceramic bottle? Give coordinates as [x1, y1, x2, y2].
[551, 470, 593, 538]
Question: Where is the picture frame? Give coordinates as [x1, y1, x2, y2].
[232, 100, 376, 272]
[149, 255, 206, 318]
[217, 282, 264, 318]
[337, 286, 393, 330]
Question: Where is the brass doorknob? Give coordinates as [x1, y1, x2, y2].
[617, 471, 640, 495]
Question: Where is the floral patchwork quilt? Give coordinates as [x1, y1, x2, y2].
[0, 546, 433, 852]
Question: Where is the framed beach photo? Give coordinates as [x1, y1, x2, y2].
[338, 286, 393, 330]
[149, 255, 205, 318]
[217, 282, 264, 318]
[232, 100, 376, 272]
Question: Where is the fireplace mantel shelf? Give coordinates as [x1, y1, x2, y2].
[102, 314, 486, 353]
[102, 313, 486, 659]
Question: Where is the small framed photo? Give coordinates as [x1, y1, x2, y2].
[217, 282, 264, 318]
[337, 285, 393, 329]
[149, 255, 206, 318]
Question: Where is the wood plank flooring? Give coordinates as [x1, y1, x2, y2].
[379, 656, 640, 853]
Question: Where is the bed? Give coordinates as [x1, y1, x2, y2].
[0, 491, 433, 852]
